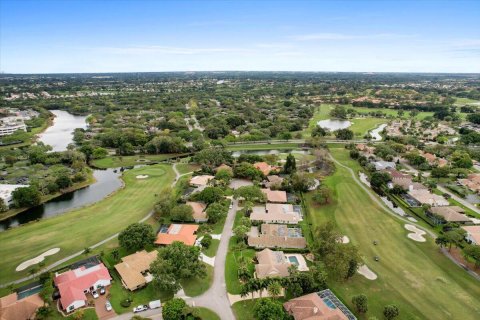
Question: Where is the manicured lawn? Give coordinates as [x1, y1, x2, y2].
[307, 147, 480, 319]
[109, 273, 173, 314]
[50, 308, 98, 320]
[202, 239, 220, 257]
[226, 238, 256, 294]
[232, 300, 256, 320]
[180, 263, 214, 297]
[350, 118, 386, 137]
[176, 163, 199, 175]
[194, 307, 221, 320]
[0, 164, 175, 284]
[91, 154, 186, 168]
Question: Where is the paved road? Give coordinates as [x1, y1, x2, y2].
[113, 198, 239, 320]
[329, 153, 480, 281]
[437, 185, 480, 215]
[0, 163, 187, 288]
[186, 199, 237, 320]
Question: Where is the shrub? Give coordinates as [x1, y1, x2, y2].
[201, 234, 212, 248]
[120, 299, 131, 307]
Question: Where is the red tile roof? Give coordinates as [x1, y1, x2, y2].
[54, 263, 111, 310]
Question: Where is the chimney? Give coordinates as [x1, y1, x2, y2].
[314, 307, 319, 314]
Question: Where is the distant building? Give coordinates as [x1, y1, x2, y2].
[283, 289, 357, 320]
[0, 184, 29, 206]
[0, 117, 27, 136]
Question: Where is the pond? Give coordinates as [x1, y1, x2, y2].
[37, 110, 88, 151]
[0, 168, 123, 231]
[231, 149, 310, 157]
[317, 119, 352, 131]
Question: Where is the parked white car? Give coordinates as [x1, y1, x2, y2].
[92, 290, 99, 299]
[105, 301, 112, 311]
[133, 305, 149, 313]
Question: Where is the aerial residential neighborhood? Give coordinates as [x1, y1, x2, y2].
[1, 1, 480, 320]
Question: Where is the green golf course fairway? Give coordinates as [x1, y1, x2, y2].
[307, 147, 480, 319]
[0, 164, 174, 284]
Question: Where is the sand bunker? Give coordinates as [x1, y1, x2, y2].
[407, 216, 418, 222]
[358, 264, 377, 280]
[16, 248, 60, 271]
[136, 175, 149, 179]
[405, 224, 426, 242]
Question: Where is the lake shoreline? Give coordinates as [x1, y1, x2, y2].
[0, 169, 97, 222]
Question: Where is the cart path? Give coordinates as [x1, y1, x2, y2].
[0, 163, 190, 288]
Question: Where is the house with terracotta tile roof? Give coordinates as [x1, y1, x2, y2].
[254, 162, 279, 176]
[458, 173, 480, 193]
[428, 206, 470, 225]
[462, 226, 480, 245]
[408, 189, 449, 207]
[264, 175, 284, 189]
[186, 201, 208, 223]
[261, 188, 287, 203]
[114, 250, 158, 291]
[189, 175, 214, 187]
[250, 203, 302, 224]
[54, 263, 111, 313]
[283, 289, 356, 320]
[248, 224, 306, 249]
[155, 224, 199, 246]
[255, 248, 291, 279]
[0, 292, 43, 320]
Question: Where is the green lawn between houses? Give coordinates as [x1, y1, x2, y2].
[306, 146, 480, 319]
[193, 307, 221, 320]
[91, 154, 186, 168]
[0, 164, 175, 284]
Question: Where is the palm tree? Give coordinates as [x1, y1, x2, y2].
[267, 280, 282, 299]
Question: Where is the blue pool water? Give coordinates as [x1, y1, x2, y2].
[323, 297, 337, 309]
[288, 256, 299, 265]
[17, 285, 43, 299]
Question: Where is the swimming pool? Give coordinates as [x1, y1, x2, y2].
[288, 256, 299, 265]
[17, 285, 43, 300]
[323, 297, 337, 309]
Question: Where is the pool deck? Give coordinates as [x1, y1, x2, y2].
[285, 253, 309, 271]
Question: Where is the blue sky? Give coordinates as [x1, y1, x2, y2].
[1, 0, 479, 73]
